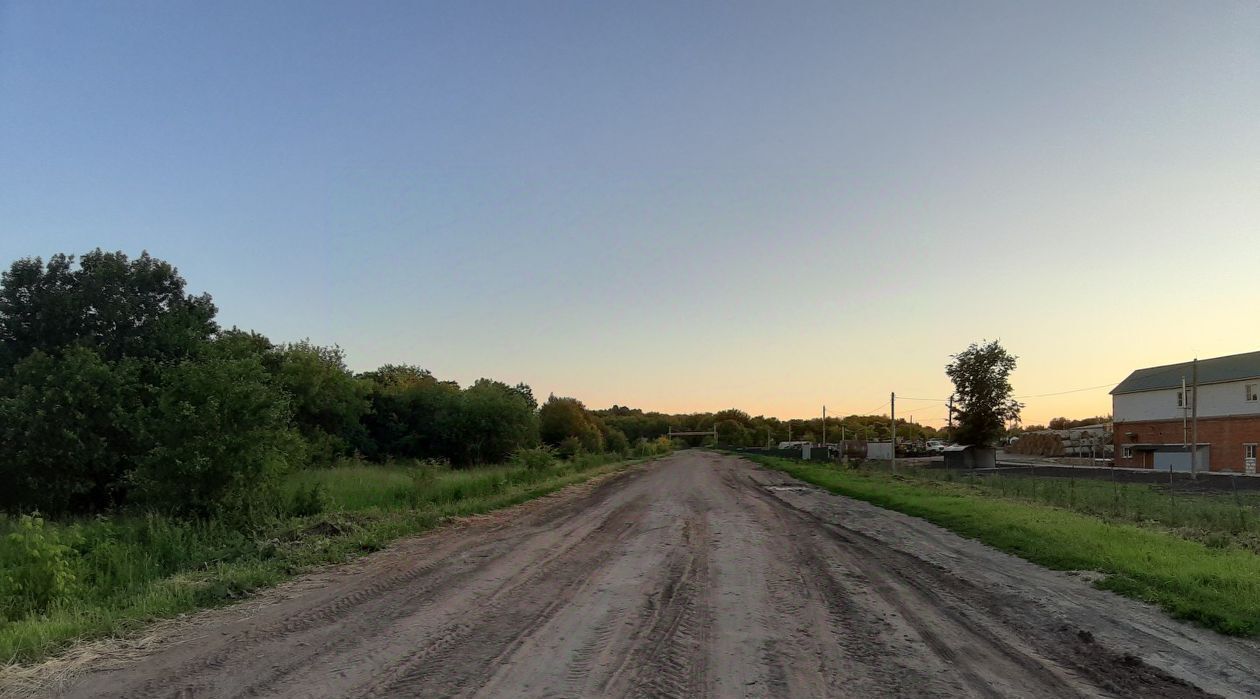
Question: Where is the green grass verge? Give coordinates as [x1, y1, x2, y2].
[744, 454, 1260, 637]
[0, 452, 659, 665]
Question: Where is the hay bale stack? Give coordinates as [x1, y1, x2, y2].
[1009, 433, 1064, 457]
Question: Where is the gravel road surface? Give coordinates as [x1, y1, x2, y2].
[42, 451, 1260, 697]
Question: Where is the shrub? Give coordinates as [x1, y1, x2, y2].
[448, 379, 540, 466]
[557, 436, 584, 460]
[410, 463, 438, 489]
[0, 515, 80, 620]
[512, 446, 556, 471]
[604, 428, 629, 455]
[0, 347, 146, 514]
[132, 356, 304, 518]
[631, 436, 675, 458]
[288, 483, 328, 517]
[540, 396, 603, 452]
[361, 368, 461, 461]
[273, 341, 371, 464]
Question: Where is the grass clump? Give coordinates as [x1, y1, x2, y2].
[746, 455, 1260, 637]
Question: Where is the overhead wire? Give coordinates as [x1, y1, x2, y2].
[1012, 383, 1115, 399]
[844, 361, 1201, 419]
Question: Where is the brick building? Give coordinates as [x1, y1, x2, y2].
[1112, 351, 1260, 473]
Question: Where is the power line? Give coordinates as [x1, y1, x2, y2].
[861, 401, 889, 415]
[1013, 382, 1115, 399]
[1014, 362, 1203, 400]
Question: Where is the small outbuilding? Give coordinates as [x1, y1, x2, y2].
[866, 441, 894, 460]
[943, 444, 997, 469]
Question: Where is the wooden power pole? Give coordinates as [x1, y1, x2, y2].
[891, 392, 897, 473]
[1191, 358, 1199, 479]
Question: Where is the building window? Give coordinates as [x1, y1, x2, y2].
[1248, 384, 1258, 402]
[1178, 390, 1192, 407]
[1247, 444, 1257, 460]
[1123, 446, 1133, 459]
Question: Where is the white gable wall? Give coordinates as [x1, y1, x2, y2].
[1114, 379, 1260, 422]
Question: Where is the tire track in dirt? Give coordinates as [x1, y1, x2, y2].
[609, 517, 710, 699]
[739, 463, 1225, 698]
[362, 495, 650, 697]
[736, 475, 1082, 697]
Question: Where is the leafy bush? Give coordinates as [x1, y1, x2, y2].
[132, 356, 304, 518]
[361, 367, 461, 461]
[604, 428, 629, 455]
[0, 515, 80, 620]
[410, 463, 438, 490]
[449, 379, 540, 465]
[273, 341, 371, 463]
[512, 446, 556, 471]
[631, 436, 676, 458]
[0, 347, 146, 514]
[716, 419, 750, 446]
[540, 396, 603, 453]
[288, 483, 328, 517]
[557, 436, 584, 460]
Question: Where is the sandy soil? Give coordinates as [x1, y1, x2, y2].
[18, 451, 1260, 697]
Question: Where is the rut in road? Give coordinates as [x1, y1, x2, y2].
[40, 451, 1260, 698]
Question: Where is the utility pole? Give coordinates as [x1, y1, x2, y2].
[891, 392, 897, 473]
[822, 405, 826, 447]
[1191, 358, 1199, 479]
[1182, 375, 1188, 449]
[788, 421, 792, 443]
[947, 394, 954, 442]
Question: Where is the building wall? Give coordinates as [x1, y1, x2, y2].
[1112, 415, 1260, 472]
[1113, 379, 1260, 422]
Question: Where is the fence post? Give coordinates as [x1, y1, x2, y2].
[1233, 474, 1247, 532]
[1111, 461, 1120, 517]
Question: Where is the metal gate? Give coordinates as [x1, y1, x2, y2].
[1153, 451, 1192, 472]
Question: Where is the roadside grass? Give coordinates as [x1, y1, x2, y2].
[947, 467, 1260, 552]
[745, 455, 1260, 637]
[0, 451, 656, 665]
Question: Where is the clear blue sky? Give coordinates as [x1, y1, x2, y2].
[2, 1, 1258, 424]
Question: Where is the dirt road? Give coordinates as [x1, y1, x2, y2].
[38, 452, 1260, 697]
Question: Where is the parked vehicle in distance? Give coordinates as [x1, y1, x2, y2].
[777, 441, 812, 450]
[926, 439, 947, 454]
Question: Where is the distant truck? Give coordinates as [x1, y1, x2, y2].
[777, 441, 812, 450]
[926, 439, 947, 454]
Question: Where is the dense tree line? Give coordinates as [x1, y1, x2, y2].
[0, 252, 623, 518]
[594, 405, 940, 448]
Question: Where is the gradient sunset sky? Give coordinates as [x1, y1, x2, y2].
[2, 2, 1258, 426]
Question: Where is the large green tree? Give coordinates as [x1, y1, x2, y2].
[945, 340, 1023, 446]
[716, 419, 750, 446]
[360, 365, 461, 461]
[0, 250, 217, 369]
[448, 379, 539, 465]
[273, 341, 371, 461]
[539, 395, 603, 454]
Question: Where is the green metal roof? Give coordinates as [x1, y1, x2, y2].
[1111, 350, 1260, 395]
